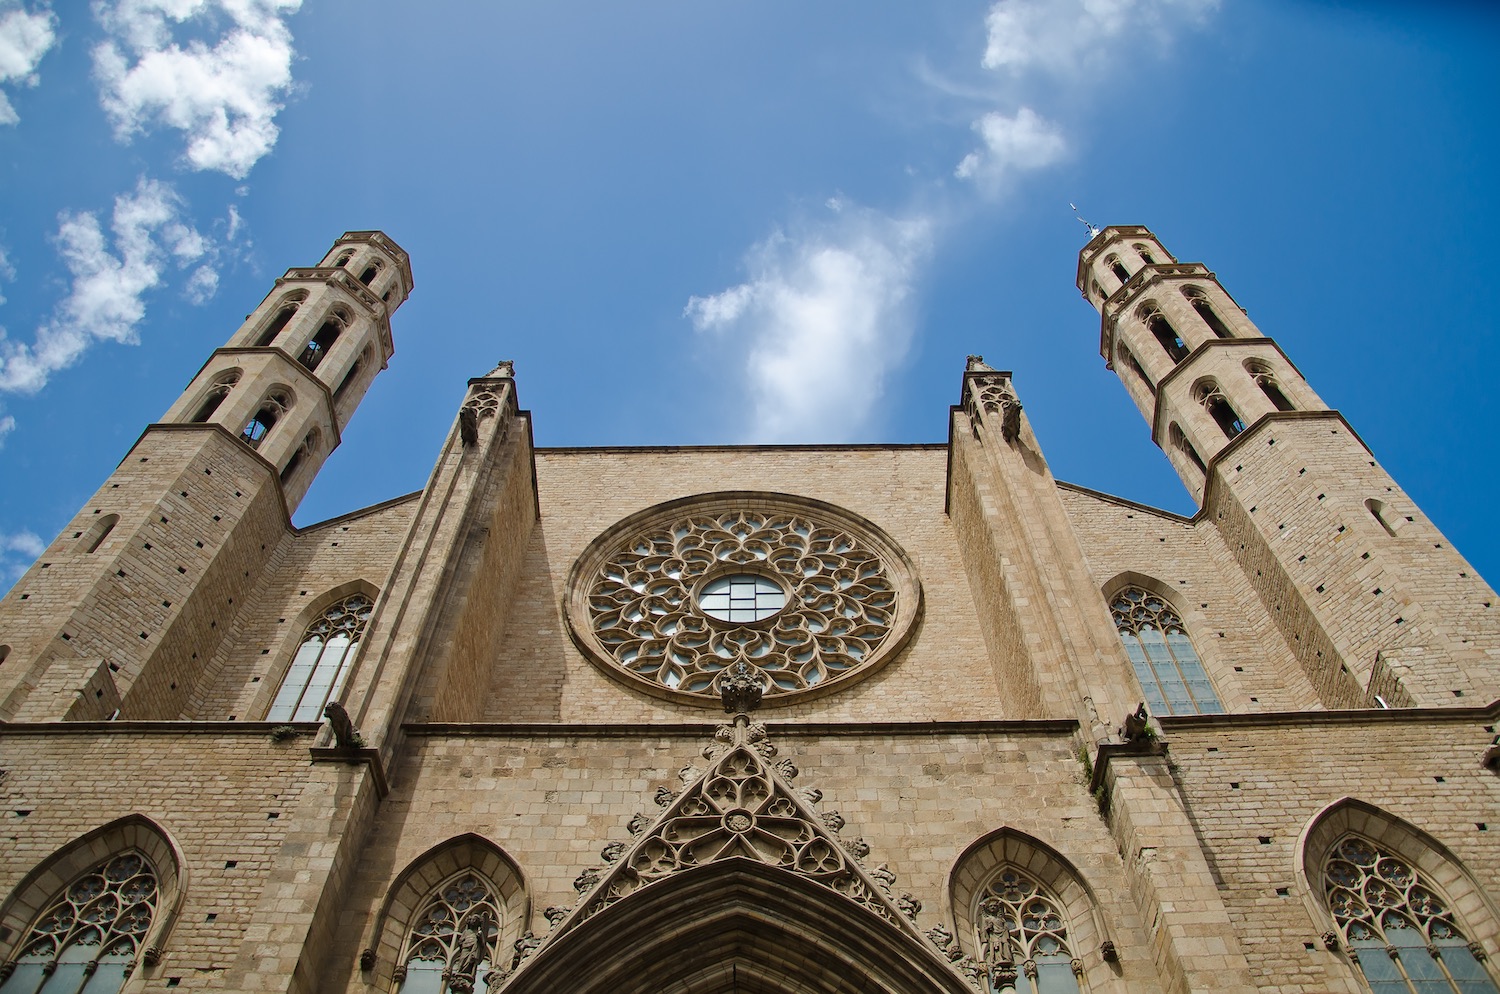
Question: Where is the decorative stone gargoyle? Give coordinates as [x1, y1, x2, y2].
[1118, 702, 1151, 744]
[459, 406, 479, 446]
[323, 700, 363, 750]
[720, 660, 764, 714]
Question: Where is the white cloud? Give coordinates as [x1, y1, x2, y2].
[0, 3, 57, 125]
[0, 525, 44, 588]
[0, 413, 13, 445]
[956, 0, 1217, 193]
[93, 0, 302, 178]
[0, 177, 212, 394]
[981, 0, 1217, 79]
[954, 107, 1067, 195]
[685, 204, 935, 443]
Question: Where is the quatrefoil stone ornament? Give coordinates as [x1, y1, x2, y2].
[566, 492, 922, 706]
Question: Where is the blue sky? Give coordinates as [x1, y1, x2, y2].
[0, 0, 1497, 592]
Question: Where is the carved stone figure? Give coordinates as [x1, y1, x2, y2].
[322, 700, 360, 749]
[544, 905, 569, 927]
[720, 661, 764, 714]
[445, 919, 486, 994]
[870, 863, 897, 891]
[980, 897, 1018, 975]
[573, 867, 600, 893]
[600, 841, 626, 864]
[822, 810, 845, 832]
[510, 930, 541, 969]
[1120, 701, 1150, 743]
[896, 892, 922, 919]
[458, 406, 479, 446]
[626, 812, 650, 835]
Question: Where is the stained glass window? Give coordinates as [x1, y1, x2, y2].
[1325, 835, 1498, 994]
[1110, 587, 1223, 715]
[396, 874, 502, 994]
[267, 593, 372, 722]
[974, 867, 1083, 994]
[0, 852, 158, 994]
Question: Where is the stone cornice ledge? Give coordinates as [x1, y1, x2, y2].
[1155, 700, 1500, 731]
[310, 745, 389, 799]
[403, 719, 1080, 738]
[0, 720, 323, 735]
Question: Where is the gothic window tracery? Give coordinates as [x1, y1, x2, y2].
[974, 867, 1084, 994]
[0, 852, 158, 994]
[569, 495, 920, 706]
[1244, 360, 1295, 412]
[191, 370, 240, 423]
[395, 874, 501, 994]
[1110, 587, 1223, 715]
[1183, 286, 1234, 339]
[1324, 835, 1498, 994]
[266, 592, 372, 721]
[242, 390, 292, 449]
[1140, 305, 1188, 363]
[1195, 380, 1245, 439]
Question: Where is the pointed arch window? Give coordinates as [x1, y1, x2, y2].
[1324, 835, 1499, 994]
[1245, 360, 1295, 412]
[395, 873, 502, 994]
[1196, 381, 1245, 439]
[299, 312, 347, 373]
[1143, 307, 1188, 363]
[1168, 423, 1207, 477]
[266, 593, 372, 722]
[191, 370, 240, 423]
[1110, 587, 1223, 714]
[1116, 344, 1154, 395]
[1133, 243, 1156, 265]
[0, 851, 158, 994]
[253, 292, 305, 347]
[1106, 255, 1129, 285]
[1183, 287, 1234, 339]
[975, 867, 1084, 994]
[242, 390, 291, 449]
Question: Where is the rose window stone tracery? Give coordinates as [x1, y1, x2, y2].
[567, 493, 921, 706]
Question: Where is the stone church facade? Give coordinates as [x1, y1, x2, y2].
[0, 227, 1497, 994]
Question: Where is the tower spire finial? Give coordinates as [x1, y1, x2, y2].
[1070, 203, 1101, 240]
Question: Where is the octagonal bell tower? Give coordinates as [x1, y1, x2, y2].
[1079, 225, 1500, 710]
[0, 232, 411, 722]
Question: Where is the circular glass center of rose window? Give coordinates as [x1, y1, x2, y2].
[697, 574, 786, 623]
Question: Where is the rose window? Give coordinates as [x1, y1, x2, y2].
[567, 493, 921, 706]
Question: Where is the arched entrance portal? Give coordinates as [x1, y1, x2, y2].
[502, 857, 974, 994]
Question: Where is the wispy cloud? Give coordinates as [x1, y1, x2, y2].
[954, 107, 1067, 195]
[686, 201, 935, 443]
[0, 526, 43, 587]
[93, 0, 303, 178]
[982, 0, 1218, 78]
[0, 1, 57, 125]
[0, 177, 211, 395]
[956, 0, 1217, 195]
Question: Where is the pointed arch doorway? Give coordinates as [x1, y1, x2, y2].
[501, 858, 974, 994]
